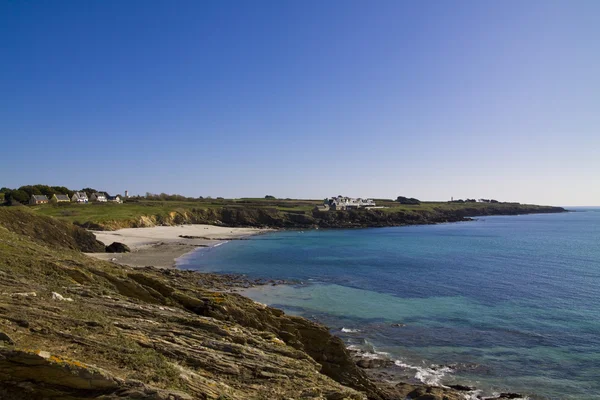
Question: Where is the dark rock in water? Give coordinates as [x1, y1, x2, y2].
[105, 242, 131, 253]
[483, 393, 523, 400]
[391, 323, 406, 327]
[448, 384, 474, 391]
[0, 332, 14, 345]
[356, 358, 393, 369]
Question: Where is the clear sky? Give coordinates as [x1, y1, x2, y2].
[1, 1, 598, 205]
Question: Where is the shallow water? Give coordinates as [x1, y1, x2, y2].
[179, 209, 600, 399]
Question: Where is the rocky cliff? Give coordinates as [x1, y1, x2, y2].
[76, 204, 566, 231]
[0, 209, 475, 400]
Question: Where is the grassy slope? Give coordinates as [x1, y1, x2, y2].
[0, 207, 105, 252]
[0, 210, 373, 399]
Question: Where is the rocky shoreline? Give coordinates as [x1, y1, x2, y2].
[224, 275, 531, 400]
[75, 204, 567, 231]
[0, 207, 536, 399]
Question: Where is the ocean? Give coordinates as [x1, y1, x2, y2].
[178, 208, 600, 400]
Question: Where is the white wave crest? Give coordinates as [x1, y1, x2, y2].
[394, 360, 453, 386]
[341, 327, 361, 333]
[361, 350, 390, 359]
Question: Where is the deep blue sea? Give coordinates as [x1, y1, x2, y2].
[178, 209, 600, 400]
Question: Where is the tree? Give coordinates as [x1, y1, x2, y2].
[18, 185, 42, 197]
[7, 189, 29, 204]
[51, 186, 73, 197]
[396, 196, 420, 205]
[264, 195, 276, 200]
[80, 188, 98, 196]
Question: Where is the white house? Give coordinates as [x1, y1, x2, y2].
[90, 193, 107, 202]
[107, 195, 122, 204]
[325, 196, 375, 210]
[71, 192, 89, 203]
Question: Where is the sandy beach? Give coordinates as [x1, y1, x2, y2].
[86, 224, 271, 268]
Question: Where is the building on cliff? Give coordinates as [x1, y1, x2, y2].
[325, 196, 376, 210]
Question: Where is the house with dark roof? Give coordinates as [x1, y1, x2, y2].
[107, 195, 122, 204]
[52, 194, 70, 202]
[29, 195, 49, 205]
[90, 193, 107, 202]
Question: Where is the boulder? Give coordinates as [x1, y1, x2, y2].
[0, 332, 14, 345]
[356, 358, 393, 369]
[51, 292, 73, 302]
[448, 384, 473, 391]
[105, 242, 131, 253]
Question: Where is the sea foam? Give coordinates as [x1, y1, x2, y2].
[394, 360, 453, 386]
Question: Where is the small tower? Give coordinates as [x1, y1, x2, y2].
[125, 190, 129, 198]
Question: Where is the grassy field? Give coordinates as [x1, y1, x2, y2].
[28, 197, 561, 229]
[32, 198, 322, 224]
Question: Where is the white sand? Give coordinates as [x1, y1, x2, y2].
[92, 224, 269, 250]
[86, 225, 271, 268]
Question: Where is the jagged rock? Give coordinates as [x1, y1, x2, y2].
[0, 349, 193, 399]
[0, 332, 14, 345]
[106, 242, 131, 253]
[356, 358, 393, 369]
[448, 384, 473, 391]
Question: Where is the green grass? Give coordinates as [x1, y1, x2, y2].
[32, 198, 323, 225]
[26, 198, 560, 229]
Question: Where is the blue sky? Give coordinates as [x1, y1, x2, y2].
[1, 1, 598, 205]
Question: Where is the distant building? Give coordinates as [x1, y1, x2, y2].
[107, 195, 122, 204]
[29, 195, 49, 205]
[71, 192, 89, 203]
[325, 196, 375, 210]
[52, 194, 70, 202]
[124, 190, 129, 198]
[90, 193, 107, 202]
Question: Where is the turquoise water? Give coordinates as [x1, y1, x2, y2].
[179, 209, 600, 399]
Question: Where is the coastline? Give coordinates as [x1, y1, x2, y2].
[84, 218, 573, 399]
[85, 208, 567, 269]
[238, 280, 530, 400]
[85, 224, 272, 268]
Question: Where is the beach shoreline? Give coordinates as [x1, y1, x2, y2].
[85, 224, 272, 268]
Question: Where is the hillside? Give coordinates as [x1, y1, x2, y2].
[30, 198, 567, 231]
[0, 208, 473, 400]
